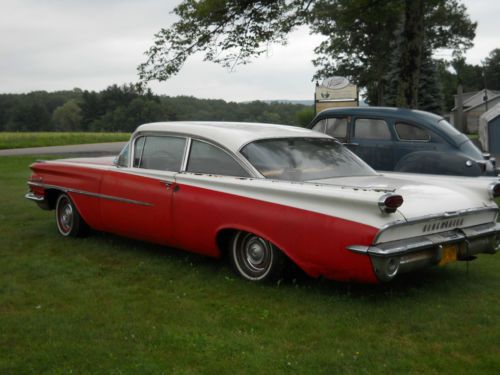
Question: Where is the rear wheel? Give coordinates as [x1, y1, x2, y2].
[55, 193, 89, 237]
[230, 231, 285, 282]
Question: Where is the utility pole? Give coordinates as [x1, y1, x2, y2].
[483, 64, 489, 112]
[455, 84, 464, 132]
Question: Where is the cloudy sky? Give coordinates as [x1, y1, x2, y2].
[0, 0, 498, 101]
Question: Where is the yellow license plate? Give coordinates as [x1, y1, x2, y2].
[439, 244, 458, 266]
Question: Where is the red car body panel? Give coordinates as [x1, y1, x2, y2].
[29, 161, 379, 283]
[100, 170, 175, 244]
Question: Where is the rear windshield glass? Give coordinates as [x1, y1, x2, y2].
[240, 137, 376, 181]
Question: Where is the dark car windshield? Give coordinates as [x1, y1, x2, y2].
[240, 137, 376, 181]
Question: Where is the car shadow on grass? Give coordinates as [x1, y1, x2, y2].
[77, 229, 489, 303]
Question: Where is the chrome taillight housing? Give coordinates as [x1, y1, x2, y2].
[488, 183, 500, 200]
[378, 193, 404, 214]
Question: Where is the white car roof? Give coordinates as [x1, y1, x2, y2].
[134, 121, 329, 152]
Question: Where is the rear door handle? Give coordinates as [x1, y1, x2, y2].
[161, 180, 174, 189]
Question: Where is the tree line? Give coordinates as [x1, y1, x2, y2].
[1, 46, 498, 134]
[0, 85, 315, 132]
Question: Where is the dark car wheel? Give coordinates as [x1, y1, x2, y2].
[230, 231, 285, 282]
[55, 193, 89, 237]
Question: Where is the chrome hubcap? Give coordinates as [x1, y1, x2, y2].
[246, 240, 266, 270]
[233, 232, 273, 279]
[57, 198, 73, 233]
[61, 205, 72, 228]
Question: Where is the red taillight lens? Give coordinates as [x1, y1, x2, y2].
[489, 183, 500, 199]
[379, 194, 404, 214]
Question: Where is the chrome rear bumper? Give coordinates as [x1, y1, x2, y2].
[25, 192, 45, 202]
[347, 222, 500, 282]
[25, 192, 51, 210]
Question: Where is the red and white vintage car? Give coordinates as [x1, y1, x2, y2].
[26, 122, 500, 283]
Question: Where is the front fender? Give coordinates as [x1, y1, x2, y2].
[395, 151, 482, 176]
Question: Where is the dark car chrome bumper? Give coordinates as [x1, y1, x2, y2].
[347, 222, 500, 281]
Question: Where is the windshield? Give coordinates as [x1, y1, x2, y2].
[240, 137, 376, 181]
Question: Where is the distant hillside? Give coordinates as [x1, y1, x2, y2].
[241, 99, 314, 106]
[0, 86, 316, 132]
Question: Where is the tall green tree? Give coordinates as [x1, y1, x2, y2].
[52, 99, 83, 131]
[309, 0, 403, 105]
[417, 49, 444, 113]
[484, 48, 500, 90]
[138, 0, 476, 107]
[451, 56, 483, 92]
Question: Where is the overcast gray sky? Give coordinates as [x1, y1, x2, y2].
[0, 0, 498, 101]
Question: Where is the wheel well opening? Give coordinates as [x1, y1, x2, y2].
[216, 229, 238, 258]
[46, 189, 63, 210]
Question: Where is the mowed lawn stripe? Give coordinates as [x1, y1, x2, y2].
[0, 132, 130, 150]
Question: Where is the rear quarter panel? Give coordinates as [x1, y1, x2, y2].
[30, 161, 106, 230]
[173, 174, 381, 283]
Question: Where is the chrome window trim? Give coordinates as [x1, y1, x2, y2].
[373, 206, 499, 244]
[27, 181, 154, 207]
[130, 132, 188, 172]
[186, 137, 253, 177]
[132, 136, 147, 168]
[180, 137, 192, 172]
[129, 131, 258, 177]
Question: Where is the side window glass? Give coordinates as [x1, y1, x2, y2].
[354, 118, 391, 140]
[187, 140, 249, 177]
[138, 136, 186, 171]
[133, 136, 146, 167]
[325, 118, 347, 139]
[116, 143, 130, 167]
[395, 122, 430, 141]
[312, 119, 326, 133]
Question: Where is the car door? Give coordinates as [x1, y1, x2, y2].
[391, 121, 438, 165]
[172, 138, 252, 255]
[99, 134, 187, 245]
[350, 117, 395, 170]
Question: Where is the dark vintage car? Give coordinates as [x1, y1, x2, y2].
[308, 107, 497, 176]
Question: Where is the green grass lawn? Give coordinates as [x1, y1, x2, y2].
[467, 133, 479, 140]
[0, 132, 130, 150]
[1, 156, 499, 374]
